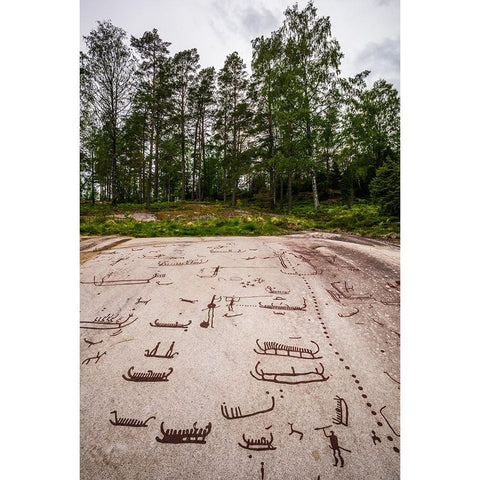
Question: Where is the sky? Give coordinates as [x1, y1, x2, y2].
[80, 0, 400, 91]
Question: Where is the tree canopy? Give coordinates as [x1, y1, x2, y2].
[80, 3, 400, 217]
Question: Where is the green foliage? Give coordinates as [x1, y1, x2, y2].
[369, 159, 400, 217]
[80, 6, 400, 219]
[80, 200, 399, 238]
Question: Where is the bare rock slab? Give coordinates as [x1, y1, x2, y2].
[80, 234, 400, 479]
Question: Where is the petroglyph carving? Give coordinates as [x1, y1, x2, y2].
[330, 281, 372, 300]
[110, 257, 128, 266]
[288, 422, 303, 440]
[150, 320, 191, 330]
[371, 430, 381, 445]
[238, 432, 276, 451]
[254, 339, 322, 359]
[265, 286, 290, 294]
[135, 297, 151, 305]
[180, 298, 198, 303]
[240, 277, 265, 288]
[144, 341, 178, 359]
[122, 366, 173, 382]
[380, 406, 400, 437]
[81, 273, 160, 286]
[326, 289, 342, 303]
[384, 372, 400, 385]
[81, 351, 106, 365]
[197, 266, 220, 278]
[84, 338, 103, 348]
[338, 307, 359, 318]
[380, 300, 400, 306]
[315, 426, 351, 467]
[258, 298, 306, 311]
[109, 410, 155, 427]
[155, 422, 212, 444]
[210, 248, 245, 254]
[250, 361, 329, 385]
[221, 396, 275, 420]
[80, 313, 137, 330]
[158, 258, 207, 266]
[333, 396, 349, 426]
[200, 295, 219, 328]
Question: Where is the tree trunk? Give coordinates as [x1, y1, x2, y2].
[153, 122, 160, 202]
[312, 169, 319, 210]
[111, 136, 117, 205]
[267, 99, 275, 210]
[191, 119, 199, 200]
[198, 114, 205, 201]
[181, 91, 186, 200]
[90, 150, 95, 205]
[287, 172, 292, 213]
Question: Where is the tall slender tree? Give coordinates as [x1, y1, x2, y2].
[131, 29, 171, 206]
[172, 49, 200, 200]
[82, 21, 134, 205]
[280, 1, 344, 209]
[189, 67, 216, 200]
[216, 52, 249, 206]
[250, 32, 283, 210]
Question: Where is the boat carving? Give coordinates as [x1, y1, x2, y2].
[109, 410, 155, 427]
[221, 396, 275, 420]
[80, 313, 137, 330]
[265, 286, 290, 294]
[238, 432, 276, 451]
[149, 320, 191, 330]
[254, 339, 322, 359]
[158, 258, 207, 266]
[122, 366, 173, 382]
[250, 361, 329, 384]
[258, 298, 306, 311]
[81, 273, 160, 286]
[155, 421, 212, 444]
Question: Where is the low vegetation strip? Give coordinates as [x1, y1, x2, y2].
[80, 201, 399, 239]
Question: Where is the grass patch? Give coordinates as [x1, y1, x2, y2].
[80, 200, 399, 238]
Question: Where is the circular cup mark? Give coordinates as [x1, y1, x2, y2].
[387, 436, 393, 442]
[393, 447, 399, 453]
[371, 411, 377, 415]
[358, 386, 363, 390]
[366, 402, 372, 407]
[377, 421, 383, 427]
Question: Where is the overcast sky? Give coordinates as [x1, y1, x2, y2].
[81, 0, 399, 90]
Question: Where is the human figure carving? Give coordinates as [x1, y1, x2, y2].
[371, 430, 381, 445]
